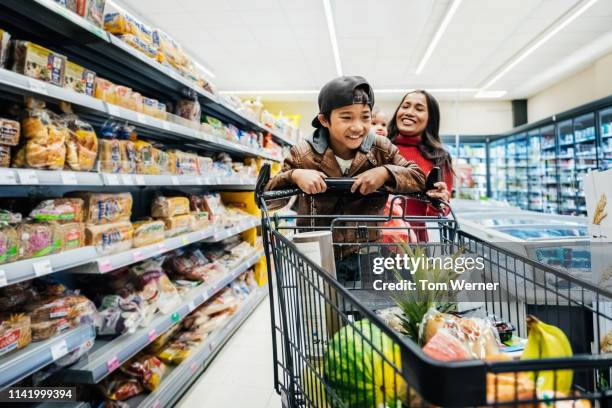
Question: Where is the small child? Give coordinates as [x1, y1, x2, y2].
[265, 76, 425, 281]
[372, 106, 389, 138]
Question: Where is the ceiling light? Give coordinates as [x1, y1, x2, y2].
[474, 90, 508, 98]
[323, 0, 343, 77]
[219, 90, 319, 95]
[482, 0, 599, 90]
[377, 88, 478, 93]
[415, 0, 463, 75]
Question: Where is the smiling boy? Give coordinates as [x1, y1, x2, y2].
[265, 76, 425, 260]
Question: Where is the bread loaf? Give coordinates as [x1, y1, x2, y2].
[151, 197, 189, 218]
[77, 192, 133, 224]
[85, 221, 133, 255]
[133, 219, 165, 248]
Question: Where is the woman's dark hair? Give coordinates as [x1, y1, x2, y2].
[388, 90, 453, 172]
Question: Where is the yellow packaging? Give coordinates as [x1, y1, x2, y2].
[64, 61, 96, 96]
[134, 140, 156, 174]
[161, 214, 194, 237]
[12, 41, 66, 86]
[152, 197, 189, 218]
[133, 219, 165, 248]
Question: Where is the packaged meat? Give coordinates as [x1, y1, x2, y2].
[148, 324, 181, 352]
[0, 145, 10, 167]
[0, 314, 31, 356]
[131, 258, 181, 314]
[0, 118, 20, 146]
[12, 41, 67, 86]
[63, 115, 98, 171]
[161, 214, 194, 237]
[95, 77, 117, 104]
[84, 0, 105, 28]
[175, 99, 201, 122]
[17, 221, 61, 259]
[0, 29, 11, 69]
[58, 222, 85, 251]
[0, 209, 20, 224]
[151, 197, 189, 218]
[31, 318, 73, 341]
[119, 140, 137, 174]
[29, 198, 84, 223]
[77, 192, 133, 224]
[121, 354, 167, 391]
[0, 224, 18, 265]
[85, 221, 133, 255]
[98, 138, 122, 173]
[97, 294, 146, 335]
[64, 61, 96, 96]
[134, 140, 156, 174]
[103, 374, 144, 401]
[132, 219, 165, 248]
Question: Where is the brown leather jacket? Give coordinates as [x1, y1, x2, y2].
[265, 129, 425, 254]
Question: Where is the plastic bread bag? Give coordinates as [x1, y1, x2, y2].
[16, 221, 62, 259]
[134, 140, 156, 174]
[77, 192, 133, 224]
[0, 314, 32, 357]
[119, 140, 137, 174]
[96, 294, 146, 335]
[155, 339, 195, 365]
[0, 209, 21, 224]
[0, 223, 18, 265]
[0, 281, 39, 312]
[161, 214, 194, 238]
[0, 118, 21, 146]
[422, 328, 472, 361]
[151, 196, 189, 218]
[121, 354, 167, 391]
[29, 198, 84, 223]
[131, 257, 181, 314]
[148, 323, 181, 353]
[175, 99, 201, 122]
[101, 374, 144, 401]
[30, 318, 73, 341]
[163, 247, 210, 282]
[98, 138, 122, 173]
[62, 114, 98, 171]
[132, 219, 165, 248]
[58, 222, 85, 251]
[85, 221, 133, 255]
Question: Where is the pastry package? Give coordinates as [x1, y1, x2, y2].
[98, 138, 122, 173]
[12, 41, 67, 86]
[191, 211, 210, 231]
[64, 61, 96, 96]
[134, 140, 157, 174]
[20, 103, 67, 169]
[175, 99, 201, 122]
[119, 34, 157, 59]
[62, 115, 98, 171]
[0, 146, 10, 167]
[85, 221, 133, 255]
[29, 198, 84, 223]
[16, 221, 62, 259]
[95, 77, 117, 104]
[102, 374, 144, 401]
[58, 222, 85, 251]
[77, 192, 133, 224]
[0, 314, 31, 356]
[161, 214, 194, 237]
[0, 224, 18, 264]
[121, 354, 167, 391]
[132, 219, 165, 248]
[0, 281, 39, 312]
[148, 324, 181, 353]
[97, 294, 146, 335]
[163, 248, 211, 281]
[155, 340, 195, 365]
[131, 258, 181, 314]
[119, 140, 137, 174]
[151, 197, 189, 218]
[0, 29, 11, 69]
[0, 118, 20, 146]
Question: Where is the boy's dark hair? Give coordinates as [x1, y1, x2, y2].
[322, 85, 372, 122]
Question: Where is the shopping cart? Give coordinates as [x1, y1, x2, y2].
[255, 164, 612, 408]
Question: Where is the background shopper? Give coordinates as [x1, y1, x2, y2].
[372, 106, 389, 137]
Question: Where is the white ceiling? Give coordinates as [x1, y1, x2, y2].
[121, 0, 612, 101]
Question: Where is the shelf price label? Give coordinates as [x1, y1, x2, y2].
[28, 78, 48, 95]
[0, 270, 7, 287]
[50, 340, 68, 361]
[147, 329, 157, 341]
[0, 170, 17, 185]
[187, 301, 196, 312]
[171, 176, 180, 186]
[137, 113, 148, 124]
[107, 356, 120, 373]
[106, 103, 121, 117]
[61, 172, 78, 185]
[132, 251, 144, 262]
[104, 173, 120, 185]
[162, 121, 171, 131]
[99, 260, 113, 273]
[121, 174, 134, 185]
[33, 260, 53, 277]
[19, 170, 39, 185]
[135, 175, 146, 185]
[157, 242, 167, 253]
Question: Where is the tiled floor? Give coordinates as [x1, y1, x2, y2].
[177, 297, 281, 408]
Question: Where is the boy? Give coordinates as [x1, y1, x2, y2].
[265, 76, 425, 280]
[372, 106, 389, 138]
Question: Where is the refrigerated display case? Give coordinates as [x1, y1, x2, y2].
[557, 119, 578, 215]
[527, 129, 544, 212]
[574, 113, 597, 215]
[446, 142, 488, 200]
[541, 125, 559, 213]
[599, 106, 612, 170]
[489, 139, 507, 202]
[506, 134, 528, 208]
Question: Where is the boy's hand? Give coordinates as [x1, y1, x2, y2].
[291, 169, 327, 194]
[351, 167, 390, 195]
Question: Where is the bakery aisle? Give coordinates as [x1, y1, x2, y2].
[176, 295, 281, 408]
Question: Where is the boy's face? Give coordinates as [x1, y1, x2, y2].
[372, 112, 388, 137]
[319, 104, 372, 152]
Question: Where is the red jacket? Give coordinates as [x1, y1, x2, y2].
[394, 134, 454, 240]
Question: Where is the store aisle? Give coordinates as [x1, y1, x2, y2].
[177, 296, 281, 408]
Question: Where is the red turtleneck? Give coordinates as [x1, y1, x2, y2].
[394, 134, 453, 222]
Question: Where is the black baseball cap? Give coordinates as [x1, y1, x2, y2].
[311, 76, 375, 128]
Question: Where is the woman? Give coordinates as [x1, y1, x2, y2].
[388, 90, 453, 240]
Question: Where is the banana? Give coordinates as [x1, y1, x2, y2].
[520, 315, 573, 394]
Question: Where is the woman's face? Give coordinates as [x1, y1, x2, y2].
[395, 92, 428, 137]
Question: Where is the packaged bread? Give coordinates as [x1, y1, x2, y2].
[133, 219, 165, 248]
[0, 29, 11, 69]
[156, 102, 167, 121]
[162, 214, 194, 237]
[85, 221, 133, 255]
[20, 107, 68, 169]
[58, 222, 85, 251]
[95, 77, 117, 104]
[31, 318, 73, 341]
[128, 91, 143, 113]
[119, 140, 137, 174]
[104, 11, 139, 36]
[175, 99, 201, 122]
[166, 150, 178, 174]
[0, 209, 21, 224]
[115, 86, 132, 109]
[84, 0, 105, 28]
[142, 97, 158, 117]
[0, 314, 31, 356]
[98, 138, 122, 173]
[151, 197, 189, 218]
[171, 150, 199, 175]
[12, 41, 67, 86]
[77, 192, 132, 224]
[134, 140, 156, 174]
[0, 119, 20, 146]
[30, 198, 84, 223]
[23, 138, 66, 169]
[63, 115, 98, 171]
[0, 224, 18, 265]
[64, 61, 96, 96]
[152, 148, 169, 175]
[16, 221, 62, 259]
[0, 146, 10, 167]
[197, 156, 213, 175]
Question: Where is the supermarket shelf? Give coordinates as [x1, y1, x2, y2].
[603, 132, 612, 139]
[0, 325, 96, 390]
[0, 68, 281, 162]
[127, 287, 268, 408]
[60, 250, 264, 384]
[0, 167, 257, 187]
[0, 246, 97, 289]
[70, 217, 260, 275]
